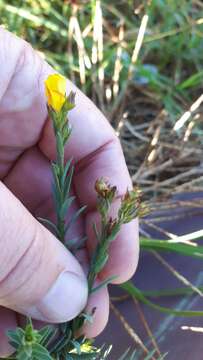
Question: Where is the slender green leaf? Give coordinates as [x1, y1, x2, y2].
[38, 325, 56, 348]
[59, 196, 75, 218]
[32, 343, 52, 360]
[7, 328, 24, 348]
[91, 275, 118, 293]
[140, 238, 203, 258]
[38, 218, 59, 237]
[177, 71, 203, 90]
[142, 286, 203, 298]
[65, 206, 86, 233]
[56, 131, 64, 164]
[61, 159, 72, 187]
[63, 165, 74, 197]
[16, 346, 32, 360]
[121, 281, 203, 317]
[2, 4, 68, 36]
[49, 330, 72, 354]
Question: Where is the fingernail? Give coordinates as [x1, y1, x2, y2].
[26, 272, 88, 323]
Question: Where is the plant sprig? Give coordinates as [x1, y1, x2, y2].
[5, 75, 143, 359]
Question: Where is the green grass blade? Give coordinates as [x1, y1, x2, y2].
[140, 238, 203, 258]
[121, 281, 203, 317]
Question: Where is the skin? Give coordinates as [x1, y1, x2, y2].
[0, 28, 139, 356]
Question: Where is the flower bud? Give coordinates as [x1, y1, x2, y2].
[95, 178, 117, 200]
[45, 73, 67, 112]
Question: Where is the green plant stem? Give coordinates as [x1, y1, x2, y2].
[55, 134, 66, 242]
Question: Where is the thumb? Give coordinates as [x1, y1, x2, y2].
[0, 182, 88, 323]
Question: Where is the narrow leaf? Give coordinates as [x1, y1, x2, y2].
[65, 206, 86, 233]
[121, 281, 203, 317]
[91, 275, 118, 293]
[38, 218, 59, 237]
[7, 328, 24, 348]
[49, 330, 72, 354]
[32, 343, 52, 360]
[59, 196, 75, 219]
[61, 158, 72, 187]
[63, 165, 74, 197]
[56, 131, 64, 163]
[140, 238, 203, 258]
[38, 325, 56, 347]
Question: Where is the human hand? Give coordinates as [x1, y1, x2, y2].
[0, 29, 139, 357]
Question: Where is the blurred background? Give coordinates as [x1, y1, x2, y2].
[1, 1, 203, 359]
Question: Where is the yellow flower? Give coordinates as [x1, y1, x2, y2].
[45, 73, 67, 112]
